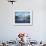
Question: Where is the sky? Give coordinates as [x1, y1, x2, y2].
[15, 12, 30, 17]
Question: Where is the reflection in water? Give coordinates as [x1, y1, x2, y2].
[15, 15, 30, 23]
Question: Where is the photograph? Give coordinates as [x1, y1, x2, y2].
[15, 10, 32, 25]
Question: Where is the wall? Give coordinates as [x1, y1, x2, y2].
[0, 0, 46, 42]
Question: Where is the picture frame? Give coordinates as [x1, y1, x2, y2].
[14, 10, 33, 26]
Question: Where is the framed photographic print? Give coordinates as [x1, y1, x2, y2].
[14, 10, 33, 26]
